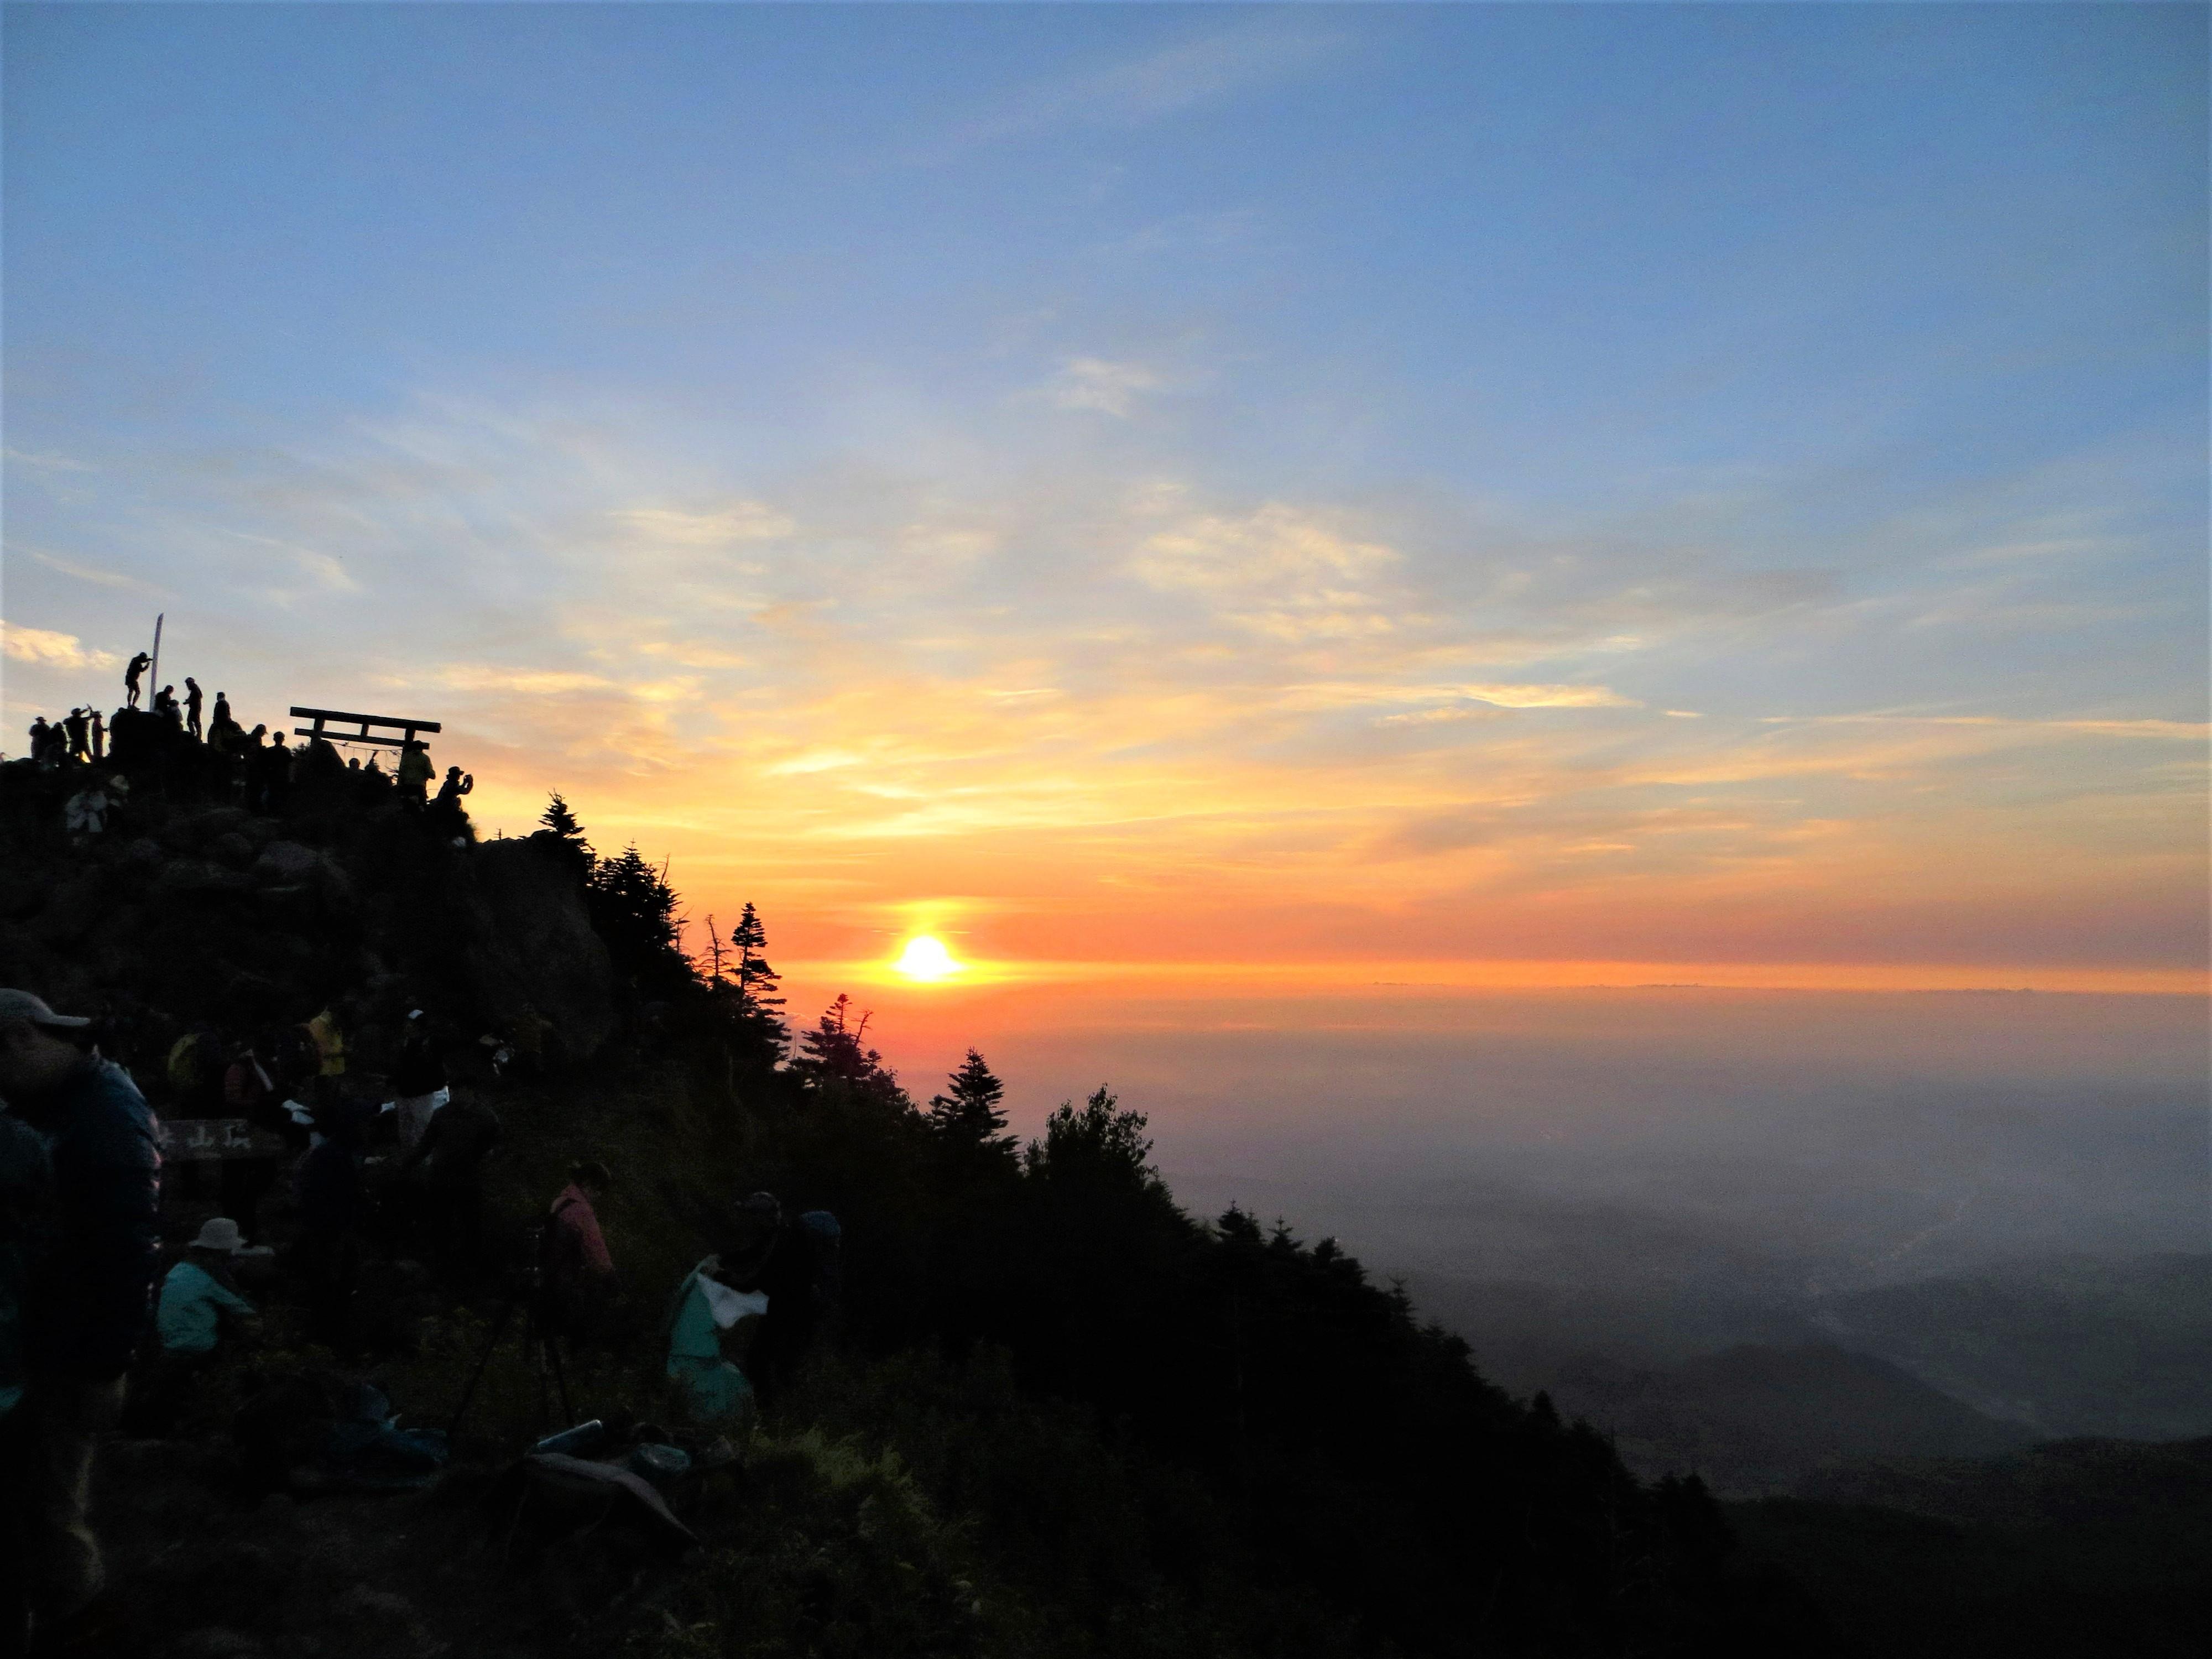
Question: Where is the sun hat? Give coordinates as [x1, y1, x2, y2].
[191, 1217, 244, 1253]
[0, 989, 91, 1030]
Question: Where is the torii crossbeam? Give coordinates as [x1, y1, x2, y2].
[289, 706, 443, 751]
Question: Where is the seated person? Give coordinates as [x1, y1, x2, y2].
[134, 1217, 259, 1434]
[664, 1254, 766, 1428]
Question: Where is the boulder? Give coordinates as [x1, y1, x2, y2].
[458, 838, 615, 1065]
[253, 841, 322, 886]
[154, 860, 256, 901]
[31, 873, 109, 948]
[210, 831, 257, 870]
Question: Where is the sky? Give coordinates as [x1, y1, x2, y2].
[5, 2, 2207, 1047]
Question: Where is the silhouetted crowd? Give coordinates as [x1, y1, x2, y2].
[19, 650, 473, 830]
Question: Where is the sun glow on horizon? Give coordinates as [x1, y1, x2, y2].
[893, 934, 964, 982]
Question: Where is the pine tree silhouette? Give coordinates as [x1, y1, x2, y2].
[927, 1047, 1013, 1153]
[730, 900, 784, 1015]
[588, 843, 691, 995]
[538, 791, 594, 877]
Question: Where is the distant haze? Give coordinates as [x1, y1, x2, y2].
[848, 985, 2209, 1296]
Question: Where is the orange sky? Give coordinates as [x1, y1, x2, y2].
[5, 6, 2204, 1042]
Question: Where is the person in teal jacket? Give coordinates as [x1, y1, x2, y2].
[665, 1256, 765, 1427]
[128, 1217, 259, 1439]
[156, 1218, 257, 1355]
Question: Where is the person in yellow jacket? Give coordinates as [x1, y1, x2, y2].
[305, 1007, 346, 1115]
[395, 741, 433, 803]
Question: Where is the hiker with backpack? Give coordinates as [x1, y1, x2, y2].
[541, 1161, 622, 1348]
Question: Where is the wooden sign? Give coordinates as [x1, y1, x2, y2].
[158, 1118, 290, 1162]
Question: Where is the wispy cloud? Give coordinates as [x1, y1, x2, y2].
[1044, 357, 1167, 418]
[3, 446, 93, 473]
[922, 24, 1342, 159]
[1, 620, 118, 671]
[21, 546, 162, 594]
[611, 502, 796, 546]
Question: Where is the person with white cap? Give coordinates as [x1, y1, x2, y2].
[0, 987, 160, 1645]
[389, 1009, 448, 1154]
[128, 1218, 260, 1440]
[155, 1218, 259, 1358]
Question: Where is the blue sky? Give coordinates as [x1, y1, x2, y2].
[4, 2, 2205, 985]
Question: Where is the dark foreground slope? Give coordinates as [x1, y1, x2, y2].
[1731, 1438, 2212, 1659]
[2, 753, 1839, 1657]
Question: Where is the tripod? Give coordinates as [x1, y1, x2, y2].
[447, 1229, 574, 1442]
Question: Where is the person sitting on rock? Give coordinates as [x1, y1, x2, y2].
[156, 1218, 258, 1357]
[153, 686, 180, 726]
[134, 1218, 259, 1436]
[663, 1252, 765, 1429]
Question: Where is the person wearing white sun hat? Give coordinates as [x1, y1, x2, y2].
[155, 1218, 259, 1358]
[128, 1217, 263, 1442]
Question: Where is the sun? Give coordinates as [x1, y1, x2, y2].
[892, 934, 963, 982]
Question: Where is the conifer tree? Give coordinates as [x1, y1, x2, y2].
[588, 843, 692, 995]
[1024, 1084, 1157, 1190]
[927, 1048, 1013, 1155]
[792, 993, 911, 1114]
[729, 900, 785, 1015]
[539, 791, 594, 877]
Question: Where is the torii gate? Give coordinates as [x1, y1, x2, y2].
[289, 706, 442, 751]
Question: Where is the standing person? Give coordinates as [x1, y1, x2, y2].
[260, 733, 291, 813]
[292, 1106, 364, 1352]
[400, 1088, 501, 1289]
[211, 691, 232, 734]
[0, 1102, 56, 1653]
[27, 717, 55, 769]
[123, 653, 149, 709]
[395, 740, 433, 805]
[88, 710, 105, 764]
[184, 679, 205, 742]
[0, 989, 161, 1646]
[222, 1041, 275, 1123]
[62, 709, 90, 764]
[219, 1041, 281, 1238]
[541, 1162, 620, 1347]
[389, 1011, 446, 1154]
[305, 1006, 346, 1118]
[719, 1192, 839, 1399]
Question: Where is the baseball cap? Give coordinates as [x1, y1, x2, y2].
[0, 989, 91, 1030]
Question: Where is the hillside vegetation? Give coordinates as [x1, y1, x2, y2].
[1, 750, 1832, 1657]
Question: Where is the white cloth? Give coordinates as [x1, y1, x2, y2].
[696, 1276, 769, 1332]
[393, 1087, 449, 1152]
